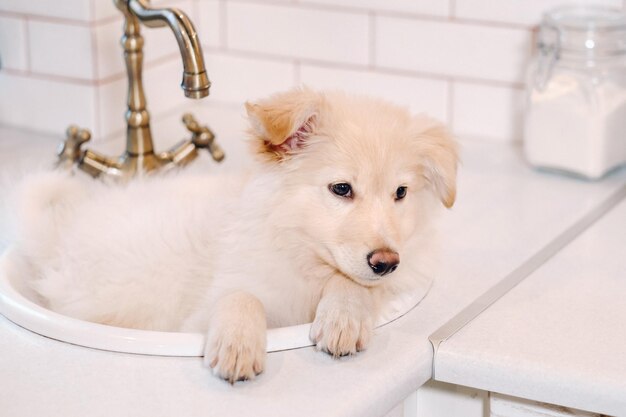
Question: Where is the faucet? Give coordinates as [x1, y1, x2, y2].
[57, 0, 224, 179]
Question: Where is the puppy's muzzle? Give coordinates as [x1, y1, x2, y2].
[367, 249, 400, 276]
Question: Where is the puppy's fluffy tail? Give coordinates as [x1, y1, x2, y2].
[2, 170, 89, 262]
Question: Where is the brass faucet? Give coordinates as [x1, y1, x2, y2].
[57, 0, 224, 178]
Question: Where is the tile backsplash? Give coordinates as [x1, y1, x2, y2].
[0, 0, 623, 145]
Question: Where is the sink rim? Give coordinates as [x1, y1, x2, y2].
[0, 247, 431, 356]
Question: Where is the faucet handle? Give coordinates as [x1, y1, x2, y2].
[57, 125, 91, 168]
[182, 113, 225, 162]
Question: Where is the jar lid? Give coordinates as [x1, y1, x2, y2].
[540, 6, 626, 57]
[546, 6, 626, 31]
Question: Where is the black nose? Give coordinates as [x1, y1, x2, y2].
[367, 249, 400, 276]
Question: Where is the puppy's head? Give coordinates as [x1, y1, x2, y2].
[246, 88, 458, 287]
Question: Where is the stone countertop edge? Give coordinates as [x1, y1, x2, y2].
[431, 187, 626, 416]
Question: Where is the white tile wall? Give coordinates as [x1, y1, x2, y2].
[0, 15, 28, 70]
[452, 82, 525, 141]
[97, 76, 127, 140]
[0, 0, 91, 22]
[0, 72, 96, 135]
[143, 59, 189, 116]
[0, 0, 624, 145]
[226, 3, 369, 65]
[454, 0, 623, 26]
[300, 64, 448, 121]
[91, 1, 119, 23]
[94, 18, 125, 80]
[28, 20, 94, 80]
[376, 17, 532, 84]
[300, 0, 450, 16]
[197, 0, 221, 48]
[205, 52, 295, 103]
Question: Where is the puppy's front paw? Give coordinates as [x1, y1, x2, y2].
[309, 308, 373, 357]
[203, 292, 267, 384]
[204, 325, 266, 384]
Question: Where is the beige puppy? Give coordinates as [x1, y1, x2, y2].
[13, 88, 457, 383]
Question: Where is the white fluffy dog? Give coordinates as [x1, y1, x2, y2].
[12, 88, 458, 383]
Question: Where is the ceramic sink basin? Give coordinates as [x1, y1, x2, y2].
[0, 247, 431, 356]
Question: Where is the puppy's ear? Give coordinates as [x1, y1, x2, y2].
[245, 87, 322, 161]
[414, 118, 458, 208]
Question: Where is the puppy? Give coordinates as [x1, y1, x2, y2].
[12, 88, 458, 383]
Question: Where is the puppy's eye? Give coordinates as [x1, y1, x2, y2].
[395, 186, 408, 200]
[329, 183, 353, 198]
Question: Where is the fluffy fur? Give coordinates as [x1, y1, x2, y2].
[12, 88, 458, 383]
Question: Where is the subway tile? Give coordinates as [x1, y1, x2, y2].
[0, 0, 91, 21]
[0, 72, 96, 135]
[375, 16, 532, 84]
[300, 64, 448, 120]
[454, 0, 623, 27]
[28, 20, 95, 79]
[152, 0, 191, 6]
[190, 102, 258, 171]
[144, 104, 197, 151]
[97, 77, 127, 140]
[228, 0, 293, 3]
[143, 59, 189, 116]
[196, 0, 220, 48]
[227, 3, 369, 65]
[301, 0, 449, 16]
[0, 16, 28, 71]
[95, 18, 179, 80]
[205, 53, 295, 104]
[94, 18, 125, 80]
[92, 1, 119, 22]
[452, 82, 524, 141]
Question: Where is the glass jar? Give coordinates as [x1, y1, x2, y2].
[523, 6, 626, 179]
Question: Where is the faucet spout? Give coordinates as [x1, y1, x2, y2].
[59, 0, 223, 180]
[127, 0, 210, 98]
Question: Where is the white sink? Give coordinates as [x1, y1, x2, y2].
[0, 247, 431, 356]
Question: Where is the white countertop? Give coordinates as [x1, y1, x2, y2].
[1, 117, 625, 417]
[433, 198, 626, 416]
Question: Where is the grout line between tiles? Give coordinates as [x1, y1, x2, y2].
[449, 0, 456, 20]
[220, 0, 228, 50]
[2, 52, 181, 87]
[23, 17, 32, 72]
[203, 46, 525, 89]
[192, 0, 199, 22]
[428, 182, 626, 379]
[90, 15, 101, 138]
[89, 0, 95, 22]
[368, 11, 376, 69]
[222, 0, 534, 30]
[0, 5, 538, 31]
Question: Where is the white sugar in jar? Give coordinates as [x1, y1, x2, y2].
[524, 6, 626, 179]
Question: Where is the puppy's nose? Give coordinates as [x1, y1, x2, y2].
[367, 249, 400, 276]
